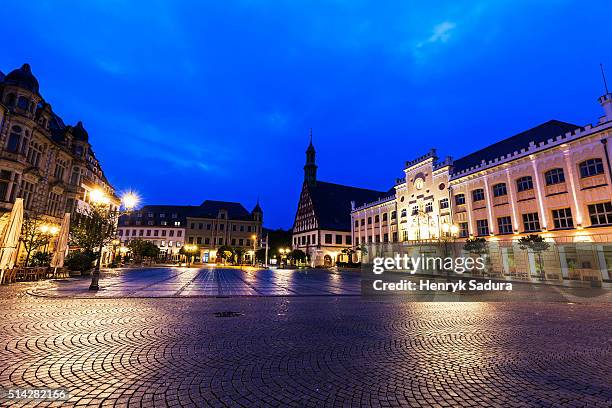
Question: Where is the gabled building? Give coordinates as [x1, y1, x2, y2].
[292, 134, 390, 266]
[118, 199, 263, 263]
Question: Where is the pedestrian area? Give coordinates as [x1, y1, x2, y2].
[31, 267, 363, 297]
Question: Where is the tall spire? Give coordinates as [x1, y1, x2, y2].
[598, 63, 612, 122]
[304, 129, 317, 186]
[601, 63, 609, 94]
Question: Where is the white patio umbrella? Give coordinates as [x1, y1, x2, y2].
[0, 198, 24, 284]
[50, 212, 70, 275]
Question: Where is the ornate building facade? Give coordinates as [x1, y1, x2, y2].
[352, 90, 612, 282]
[292, 134, 390, 266]
[0, 64, 117, 260]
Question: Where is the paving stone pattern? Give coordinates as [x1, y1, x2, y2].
[0, 271, 610, 407]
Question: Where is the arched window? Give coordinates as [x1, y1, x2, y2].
[492, 183, 507, 197]
[544, 168, 565, 185]
[579, 159, 604, 178]
[17, 96, 29, 110]
[6, 125, 22, 153]
[516, 176, 533, 192]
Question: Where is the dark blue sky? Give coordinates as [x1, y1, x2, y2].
[1, 1, 610, 228]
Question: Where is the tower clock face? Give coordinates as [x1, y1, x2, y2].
[414, 177, 424, 190]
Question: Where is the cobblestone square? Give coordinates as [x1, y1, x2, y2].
[0, 268, 610, 407]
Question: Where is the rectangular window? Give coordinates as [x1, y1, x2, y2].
[476, 219, 489, 236]
[391, 211, 396, 220]
[439, 198, 449, 209]
[425, 202, 433, 213]
[354, 219, 359, 227]
[335, 235, 342, 244]
[383, 233, 388, 243]
[552, 208, 574, 229]
[497, 216, 513, 234]
[312, 234, 316, 244]
[522, 212, 541, 232]
[345, 235, 352, 245]
[382, 213, 388, 222]
[516, 176, 534, 192]
[205, 238, 210, 244]
[455, 194, 465, 205]
[196, 237, 202, 244]
[239, 239, 244, 246]
[588, 202, 612, 226]
[458, 222, 468, 238]
[392, 231, 398, 242]
[169, 230, 174, 237]
[367, 217, 372, 224]
[355, 237, 360, 245]
[492, 183, 507, 197]
[472, 189, 485, 202]
[325, 234, 332, 244]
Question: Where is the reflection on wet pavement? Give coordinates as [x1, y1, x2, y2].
[37, 267, 363, 297]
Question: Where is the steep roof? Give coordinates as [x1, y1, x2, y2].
[198, 200, 252, 219]
[309, 181, 389, 231]
[451, 120, 581, 174]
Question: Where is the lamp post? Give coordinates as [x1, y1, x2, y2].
[251, 234, 257, 266]
[89, 189, 139, 290]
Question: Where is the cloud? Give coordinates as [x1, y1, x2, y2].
[417, 21, 457, 49]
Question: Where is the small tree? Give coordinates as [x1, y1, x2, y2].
[20, 213, 52, 267]
[234, 247, 245, 264]
[288, 249, 306, 265]
[216, 245, 234, 264]
[70, 202, 120, 290]
[518, 234, 550, 280]
[128, 239, 160, 262]
[463, 237, 489, 274]
[32, 251, 51, 267]
[255, 248, 267, 264]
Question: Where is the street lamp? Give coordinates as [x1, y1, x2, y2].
[251, 234, 257, 266]
[89, 188, 139, 290]
[121, 191, 140, 211]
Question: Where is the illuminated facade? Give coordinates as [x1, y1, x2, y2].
[292, 135, 389, 266]
[0, 63, 117, 263]
[353, 91, 612, 281]
[118, 200, 263, 263]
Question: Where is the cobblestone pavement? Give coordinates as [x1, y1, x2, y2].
[32, 267, 363, 297]
[0, 277, 610, 407]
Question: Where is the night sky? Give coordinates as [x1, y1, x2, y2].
[1, 1, 610, 228]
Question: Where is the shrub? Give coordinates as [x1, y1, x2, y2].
[65, 251, 96, 273]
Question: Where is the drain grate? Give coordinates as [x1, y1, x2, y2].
[213, 311, 244, 317]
